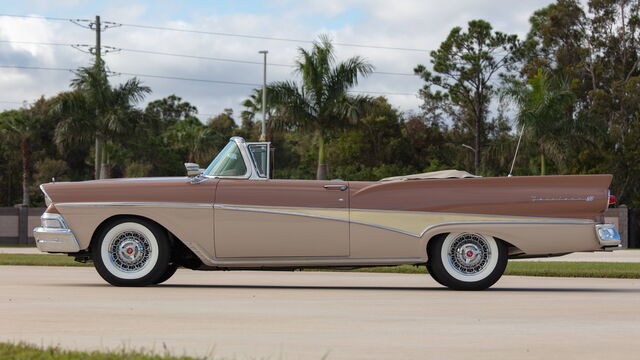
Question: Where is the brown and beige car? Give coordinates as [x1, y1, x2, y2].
[34, 137, 620, 290]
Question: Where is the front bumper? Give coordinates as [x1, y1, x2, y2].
[33, 227, 80, 253]
[595, 223, 621, 248]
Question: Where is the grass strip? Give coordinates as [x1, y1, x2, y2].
[1, 254, 639, 279]
[328, 262, 640, 279]
[0, 254, 90, 267]
[0, 342, 205, 360]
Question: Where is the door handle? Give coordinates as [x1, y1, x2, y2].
[323, 184, 348, 191]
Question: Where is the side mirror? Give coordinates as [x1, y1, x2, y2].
[184, 163, 203, 177]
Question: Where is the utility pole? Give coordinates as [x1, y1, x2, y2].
[94, 15, 101, 67]
[70, 15, 120, 179]
[259, 50, 268, 141]
[93, 15, 102, 179]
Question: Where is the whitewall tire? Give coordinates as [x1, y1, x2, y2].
[428, 232, 508, 290]
[92, 218, 171, 286]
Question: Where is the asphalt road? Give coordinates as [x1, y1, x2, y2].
[1, 266, 639, 360]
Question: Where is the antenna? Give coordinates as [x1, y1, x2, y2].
[508, 124, 525, 177]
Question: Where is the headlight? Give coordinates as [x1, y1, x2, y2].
[41, 218, 62, 229]
[40, 213, 66, 229]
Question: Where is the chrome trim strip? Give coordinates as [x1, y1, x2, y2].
[215, 204, 595, 238]
[418, 220, 595, 237]
[349, 220, 420, 237]
[55, 202, 213, 208]
[214, 203, 349, 222]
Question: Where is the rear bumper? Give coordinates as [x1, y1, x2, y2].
[33, 227, 80, 253]
[595, 223, 621, 248]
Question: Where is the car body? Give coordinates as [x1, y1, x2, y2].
[34, 137, 621, 289]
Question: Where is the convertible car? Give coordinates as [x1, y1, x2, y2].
[34, 137, 620, 290]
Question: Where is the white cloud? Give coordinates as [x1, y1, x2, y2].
[0, 0, 554, 121]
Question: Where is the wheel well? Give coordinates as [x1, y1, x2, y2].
[90, 214, 203, 269]
[425, 232, 522, 262]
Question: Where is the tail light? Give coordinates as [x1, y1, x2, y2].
[608, 194, 616, 206]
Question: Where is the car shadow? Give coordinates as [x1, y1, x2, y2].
[65, 283, 640, 293]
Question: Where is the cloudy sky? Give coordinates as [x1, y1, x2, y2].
[0, 0, 553, 122]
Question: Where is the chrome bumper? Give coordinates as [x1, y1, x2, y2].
[595, 224, 621, 248]
[33, 227, 80, 253]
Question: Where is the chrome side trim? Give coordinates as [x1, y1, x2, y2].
[419, 220, 594, 237]
[215, 204, 595, 238]
[214, 203, 349, 222]
[349, 220, 421, 237]
[55, 202, 213, 208]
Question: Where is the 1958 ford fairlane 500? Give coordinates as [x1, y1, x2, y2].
[34, 137, 620, 290]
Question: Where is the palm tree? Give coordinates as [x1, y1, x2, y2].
[241, 89, 264, 123]
[164, 116, 220, 164]
[0, 108, 40, 205]
[54, 62, 150, 179]
[268, 35, 374, 179]
[502, 69, 575, 175]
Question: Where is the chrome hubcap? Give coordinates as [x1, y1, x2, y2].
[447, 233, 491, 275]
[108, 231, 152, 272]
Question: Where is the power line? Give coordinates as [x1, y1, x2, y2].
[0, 13, 75, 22]
[118, 47, 294, 68]
[0, 13, 432, 53]
[0, 39, 419, 76]
[110, 70, 261, 87]
[350, 90, 417, 96]
[0, 64, 418, 96]
[0, 65, 74, 72]
[117, 22, 430, 53]
[0, 39, 78, 47]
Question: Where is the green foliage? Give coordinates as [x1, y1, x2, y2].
[0, 342, 206, 360]
[415, 19, 521, 173]
[2, 7, 640, 211]
[124, 161, 154, 178]
[268, 34, 374, 179]
[501, 69, 576, 174]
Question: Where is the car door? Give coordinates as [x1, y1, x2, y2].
[214, 179, 349, 258]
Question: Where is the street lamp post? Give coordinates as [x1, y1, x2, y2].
[259, 50, 268, 141]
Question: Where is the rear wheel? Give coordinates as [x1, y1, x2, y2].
[428, 232, 507, 290]
[92, 218, 171, 287]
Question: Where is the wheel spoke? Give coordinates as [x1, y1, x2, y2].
[108, 230, 152, 273]
[447, 233, 491, 276]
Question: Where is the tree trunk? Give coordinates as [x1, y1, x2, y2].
[20, 137, 29, 206]
[99, 145, 110, 179]
[474, 115, 481, 173]
[95, 137, 102, 180]
[316, 128, 327, 180]
[540, 149, 546, 176]
[7, 160, 12, 206]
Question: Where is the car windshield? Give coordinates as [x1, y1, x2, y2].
[203, 141, 247, 177]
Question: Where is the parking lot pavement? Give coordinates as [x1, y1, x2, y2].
[0, 266, 639, 359]
[0, 247, 41, 255]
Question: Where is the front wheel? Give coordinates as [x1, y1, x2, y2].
[427, 232, 507, 290]
[92, 218, 171, 286]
